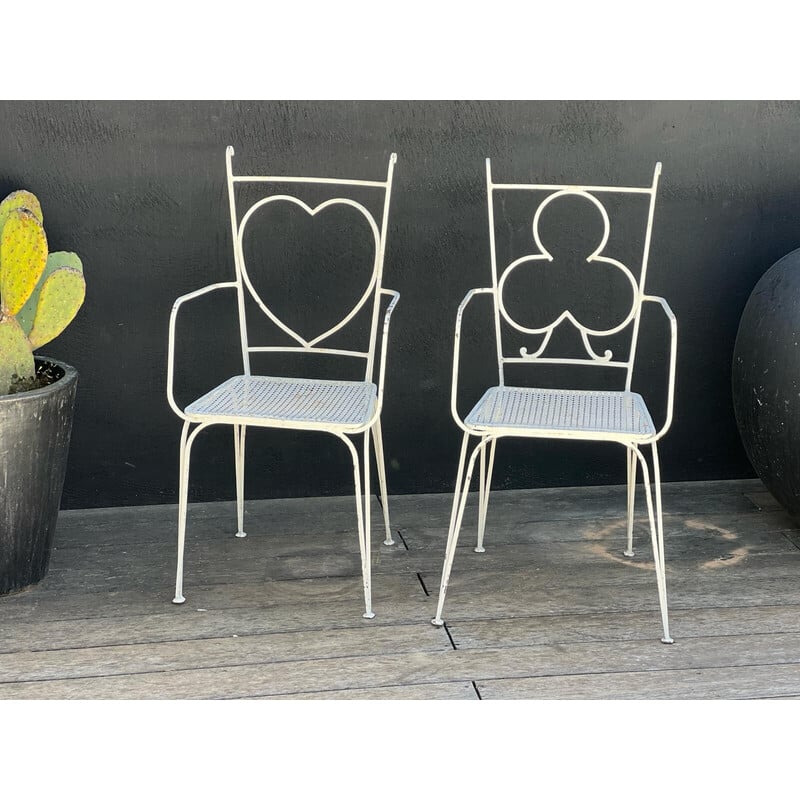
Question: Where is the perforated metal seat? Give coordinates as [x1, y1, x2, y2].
[185, 375, 377, 431]
[464, 386, 655, 441]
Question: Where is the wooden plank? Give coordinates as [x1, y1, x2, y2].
[0, 571, 425, 624]
[477, 664, 800, 700]
[53, 527, 389, 559]
[418, 563, 800, 622]
[52, 496, 388, 549]
[0, 622, 451, 684]
[0, 596, 434, 654]
[744, 490, 783, 512]
[3, 629, 800, 699]
[420, 551, 800, 612]
[401, 522, 799, 566]
[447, 605, 800, 649]
[399, 508, 800, 550]
[386, 479, 766, 527]
[245, 682, 478, 700]
[776, 527, 800, 550]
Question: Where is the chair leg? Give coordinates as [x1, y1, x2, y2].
[446, 432, 470, 541]
[624, 445, 637, 557]
[234, 424, 247, 538]
[361, 431, 374, 618]
[341, 433, 374, 619]
[651, 441, 669, 599]
[173, 421, 207, 605]
[371, 419, 394, 546]
[476, 437, 496, 553]
[432, 435, 487, 627]
[631, 445, 673, 644]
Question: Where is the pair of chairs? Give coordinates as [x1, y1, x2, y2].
[167, 149, 677, 644]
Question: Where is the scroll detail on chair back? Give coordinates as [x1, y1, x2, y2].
[432, 160, 677, 643]
[167, 148, 400, 619]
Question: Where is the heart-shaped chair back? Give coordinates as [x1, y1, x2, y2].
[224, 148, 397, 381]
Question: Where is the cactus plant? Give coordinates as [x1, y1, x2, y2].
[0, 190, 85, 393]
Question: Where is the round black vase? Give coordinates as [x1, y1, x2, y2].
[0, 358, 78, 594]
[733, 247, 800, 518]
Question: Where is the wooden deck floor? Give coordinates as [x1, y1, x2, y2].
[1, 478, 799, 699]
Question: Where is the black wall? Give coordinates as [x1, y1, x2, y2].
[1, 101, 797, 509]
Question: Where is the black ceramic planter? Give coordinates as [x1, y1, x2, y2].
[0, 357, 77, 594]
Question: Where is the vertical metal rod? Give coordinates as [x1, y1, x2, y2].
[340, 433, 373, 619]
[432, 438, 489, 626]
[632, 446, 673, 644]
[625, 162, 662, 391]
[173, 420, 192, 604]
[234, 424, 247, 537]
[478, 440, 486, 540]
[624, 445, 637, 557]
[447, 433, 471, 540]
[225, 146, 252, 376]
[485, 159, 506, 386]
[365, 153, 398, 381]
[371, 419, 394, 545]
[362, 431, 374, 618]
[651, 440, 668, 587]
[476, 437, 496, 553]
[174, 423, 209, 604]
[435, 434, 471, 614]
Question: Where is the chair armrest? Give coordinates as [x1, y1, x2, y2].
[373, 288, 400, 413]
[167, 282, 239, 420]
[641, 295, 677, 440]
[451, 288, 495, 432]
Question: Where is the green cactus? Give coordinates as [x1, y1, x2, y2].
[0, 190, 85, 393]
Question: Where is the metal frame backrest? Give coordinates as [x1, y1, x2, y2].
[485, 159, 661, 391]
[225, 146, 397, 381]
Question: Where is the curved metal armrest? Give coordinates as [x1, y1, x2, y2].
[451, 288, 495, 432]
[642, 295, 678, 440]
[374, 288, 400, 412]
[167, 282, 239, 420]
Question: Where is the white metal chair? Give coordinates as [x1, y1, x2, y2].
[167, 147, 399, 619]
[431, 160, 677, 643]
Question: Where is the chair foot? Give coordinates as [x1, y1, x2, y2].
[383, 536, 395, 546]
[431, 617, 444, 627]
[623, 549, 635, 558]
[235, 530, 247, 538]
[362, 611, 376, 620]
[172, 595, 185, 605]
[661, 636, 675, 644]
[474, 546, 486, 553]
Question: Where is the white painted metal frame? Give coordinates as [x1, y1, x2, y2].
[431, 160, 678, 643]
[167, 148, 399, 619]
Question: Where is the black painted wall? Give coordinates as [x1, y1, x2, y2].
[1, 101, 797, 509]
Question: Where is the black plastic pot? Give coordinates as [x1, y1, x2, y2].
[0, 357, 78, 594]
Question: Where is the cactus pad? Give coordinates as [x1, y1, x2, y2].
[28, 267, 86, 349]
[16, 251, 83, 336]
[0, 208, 48, 316]
[0, 190, 43, 231]
[0, 315, 35, 392]
[0, 189, 85, 395]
